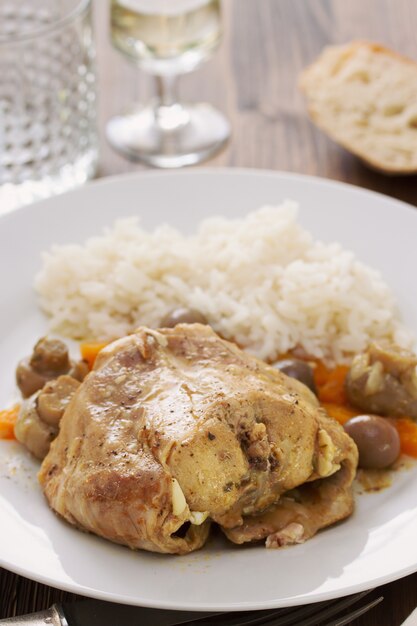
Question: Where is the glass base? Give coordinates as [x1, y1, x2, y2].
[0, 148, 98, 214]
[106, 102, 230, 168]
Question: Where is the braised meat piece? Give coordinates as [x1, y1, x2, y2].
[39, 324, 357, 555]
[345, 342, 417, 418]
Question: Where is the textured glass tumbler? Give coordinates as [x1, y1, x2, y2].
[0, 0, 98, 212]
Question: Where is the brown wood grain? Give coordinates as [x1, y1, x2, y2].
[96, 0, 417, 205]
[2, 0, 417, 624]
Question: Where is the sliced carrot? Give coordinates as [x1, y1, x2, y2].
[316, 365, 350, 405]
[321, 402, 361, 425]
[80, 341, 108, 370]
[0, 405, 20, 440]
[313, 360, 332, 386]
[394, 418, 417, 458]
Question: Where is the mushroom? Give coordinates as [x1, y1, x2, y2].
[16, 337, 88, 398]
[14, 375, 80, 460]
[14, 394, 58, 460]
[345, 342, 417, 418]
[37, 375, 81, 427]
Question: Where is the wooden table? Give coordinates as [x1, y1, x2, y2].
[2, 0, 417, 623]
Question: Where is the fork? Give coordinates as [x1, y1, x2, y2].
[185, 590, 383, 626]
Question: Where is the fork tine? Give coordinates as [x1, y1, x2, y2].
[246, 590, 374, 626]
[186, 608, 289, 626]
[182, 589, 379, 626]
[221, 608, 293, 626]
[285, 591, 377, 626]
[325, 595, 384, 626]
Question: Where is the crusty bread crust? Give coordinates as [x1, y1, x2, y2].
[300, 41, 417, 174]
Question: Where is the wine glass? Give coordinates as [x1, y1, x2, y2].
[106, 0, 230, 168]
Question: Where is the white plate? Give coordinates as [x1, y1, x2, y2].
[1, 169, 417, 611]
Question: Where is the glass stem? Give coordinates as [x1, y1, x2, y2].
[156, 74, 178, 107]
[154, 74, 189, 131]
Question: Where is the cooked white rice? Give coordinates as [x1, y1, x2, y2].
[35, 202, 413, 364]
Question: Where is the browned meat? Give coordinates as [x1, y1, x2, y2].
[39, 324, 358, 555]
[224, 459, 355, 547]
[16, 337, 88, 398]
[346, 342, 417, 418]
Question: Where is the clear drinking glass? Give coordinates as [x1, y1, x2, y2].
[0, 0, 98, 213]
[106, 0, 230, 168]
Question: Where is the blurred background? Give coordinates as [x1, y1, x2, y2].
[95, 0, 417, 204]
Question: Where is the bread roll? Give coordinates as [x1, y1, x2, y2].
[300, 41, 417, 174]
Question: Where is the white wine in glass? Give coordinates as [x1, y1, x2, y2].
[106, 0, 230, 168]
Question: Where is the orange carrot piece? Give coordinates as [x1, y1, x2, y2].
[316, 365, 350, 405]
[395, 418, 417, 458]
[80, 341, 108, 370]
[313, 360, 332, 386]
[321, 402, 361, 425]
[0, 405, 20, 440]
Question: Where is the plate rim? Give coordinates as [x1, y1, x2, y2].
[2, 553, 417, 611]
[1, 166, 416, 227]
